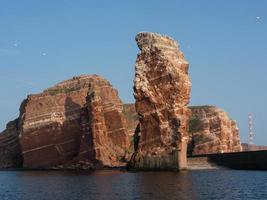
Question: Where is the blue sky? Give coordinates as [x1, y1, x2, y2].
[0, 0, 266, 145]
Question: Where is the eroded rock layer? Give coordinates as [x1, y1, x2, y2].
[188, 106, 242, 155]
[18, 75, 129, 168]
[130, 32, 191, 170]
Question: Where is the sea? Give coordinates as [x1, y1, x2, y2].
[0, 169, 266, 200]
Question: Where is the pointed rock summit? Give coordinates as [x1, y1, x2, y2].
[130, 32, 191, 170]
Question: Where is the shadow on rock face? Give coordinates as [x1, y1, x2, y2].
[0, 118, 23, 168]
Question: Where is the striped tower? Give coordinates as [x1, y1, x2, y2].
[248, 113, 254, 145]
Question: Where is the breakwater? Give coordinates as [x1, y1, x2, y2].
[188, 150, 267, 170]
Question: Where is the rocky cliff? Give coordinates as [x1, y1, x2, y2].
[1, 75, 130, 169]
[0, 119, 22, 168]
[129, 32, 191, 170]
[122, 104, 242, 157]
[0, 32, 244, 170]
[188, 106, 242, 155]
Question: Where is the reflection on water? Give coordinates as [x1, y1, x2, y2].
[0, 169, 267, 200]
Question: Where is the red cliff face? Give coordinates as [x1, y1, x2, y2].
[130, 32, 191, 170]
[188, 106, 242, 155]
[17, 75, 129, 169]
[77, 76, 130, 167]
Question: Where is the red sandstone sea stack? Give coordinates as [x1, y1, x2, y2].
[129, 32, 192, 170]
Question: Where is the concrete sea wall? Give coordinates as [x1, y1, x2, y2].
[188, 150, 267, 170]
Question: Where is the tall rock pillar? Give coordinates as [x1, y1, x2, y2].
[131, 32, 191, 170]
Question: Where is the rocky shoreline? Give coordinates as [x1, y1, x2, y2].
[0, 32, 243, 171]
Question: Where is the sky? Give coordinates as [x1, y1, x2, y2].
[0, 0, 266, 145]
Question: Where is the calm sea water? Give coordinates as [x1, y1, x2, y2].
[0, 169, 267, 200]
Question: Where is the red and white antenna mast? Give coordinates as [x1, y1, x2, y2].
[248, 113, 254, 145]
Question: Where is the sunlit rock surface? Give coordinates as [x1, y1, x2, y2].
[188, 106, 242, 155]
[129, 32, 191, 170]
